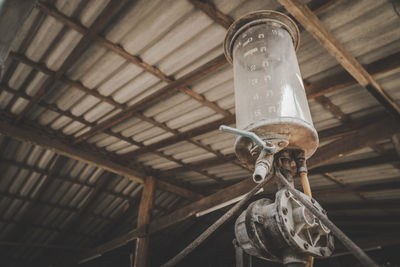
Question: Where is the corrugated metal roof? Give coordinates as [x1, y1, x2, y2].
[0, 0, 399, 264]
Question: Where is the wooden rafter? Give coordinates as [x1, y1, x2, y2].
[36, 1, 230, 118]
[71, 54, 228, 144]
[32, 1, 230, 145]
[1, 73, 230, 184]
[278, 0, 400, 121]
[77, 116, 400, 259]
[0, 115, 201, 200]
[0, 155, 66, 257]
[305, 51, 400, 99]
[16, 0, 127, 121]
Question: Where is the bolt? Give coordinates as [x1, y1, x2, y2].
[285, 190, 290, 198]
[320, 248, 325, 256]
[290, 229, 295, 236]
[257, 216, 264, 224]
[282, 207, 288, 215]
[303, 243, 309, 249]
[311, 198, 315, 204]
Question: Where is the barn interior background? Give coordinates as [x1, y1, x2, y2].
[0, 0, 399, 266]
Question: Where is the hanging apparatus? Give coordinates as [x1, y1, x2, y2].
[161, 10, 378, 267]
[222, 10, 318, 183]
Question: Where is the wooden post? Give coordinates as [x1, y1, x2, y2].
[134, 176, 156, 267]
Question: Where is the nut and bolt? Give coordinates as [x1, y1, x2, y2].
[257, 216, 264, 224]
[303, 243, 309, 249]
[282, 207, 288, 215]
[320, 248, 325, 256]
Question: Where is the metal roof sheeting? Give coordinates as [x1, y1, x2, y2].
[0, 0, 399, 263]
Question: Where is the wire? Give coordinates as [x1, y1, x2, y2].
[161, 176, 273, 267]
[275, 171, 378, 267]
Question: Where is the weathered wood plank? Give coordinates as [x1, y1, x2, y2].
[0, 116, 200, 200]
[278, 0, 400, 121]
[308, 117, 400, 168]
[134, 176, 156, 267]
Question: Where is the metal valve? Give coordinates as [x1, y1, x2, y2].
[219, 125, 276, 154]
[220, 125, 286, 183]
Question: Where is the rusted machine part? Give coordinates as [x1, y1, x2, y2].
[161, 175, 274, 267]
[276, 171, 378, 267]
[224, 10, 300, 63]
[234, 187, 334, 265]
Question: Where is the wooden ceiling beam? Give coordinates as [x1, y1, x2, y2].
[15, 0, 127, 121]
[34, 2, 230, 143]
[149, 117, 400, 233]
[78, 155, 400, 261]
[188, 0, 234, 29]
[36, 1, 230, 119]
[278, 0, 400, 121]
[1, 76, 228, 185]
[122, 114, 235, 157]
[72, 54, 228, 144]
[306, 51, 400, 99]
[0, 115, 201, 200]
[0, 156, 66, 253]
[310, 152, 398, 174]
[308, 117, 399, 168]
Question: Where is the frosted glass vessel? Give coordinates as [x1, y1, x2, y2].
[224, 11, 318, 158]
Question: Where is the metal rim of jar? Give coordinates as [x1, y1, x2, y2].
[223, 10, 300, 64]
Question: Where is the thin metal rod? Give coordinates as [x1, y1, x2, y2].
[161, 177, 273, 267]
[276, 171, 378, 267]
[299, 172, 314, 267]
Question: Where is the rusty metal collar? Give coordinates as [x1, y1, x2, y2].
[223, 10, 300, 64]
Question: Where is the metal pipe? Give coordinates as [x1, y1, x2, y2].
[276, 171, 378, 267]
[161, 177, 274, 267]
[300, 173, 314, 267]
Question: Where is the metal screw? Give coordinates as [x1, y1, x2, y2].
[285, 190, 290, 198]
[282, 207, 288, 215]
[303, 243, 309, 249]
[320, 248, 325, 256]
[290, 229, 295, 236]
[257, 216, 264, 224]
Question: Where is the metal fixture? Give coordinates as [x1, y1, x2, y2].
[234, 188, 334, 265]
[223, 10, 318, 172]
[0, 0, 35, 78]
[161, 10, 378, 267]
